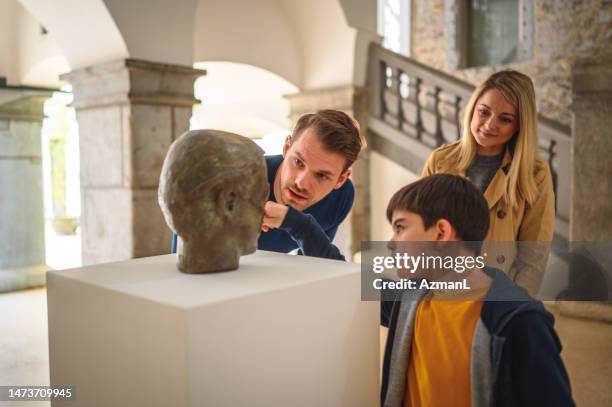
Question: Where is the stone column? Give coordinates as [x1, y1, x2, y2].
[570, 56, 612, 241]
[0, 86, 52, 292]
[62, 60, 205, 265]
[558, 56, 612, 321]
[284, 85, 369, 259]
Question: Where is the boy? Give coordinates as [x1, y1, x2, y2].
[380, 174, 573, 407]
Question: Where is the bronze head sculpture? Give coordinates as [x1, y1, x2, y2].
[158, 129, 269, 273]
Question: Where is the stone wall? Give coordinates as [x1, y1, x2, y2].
[411, 0, 612, 127]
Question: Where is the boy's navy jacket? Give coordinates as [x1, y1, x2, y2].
[380, 267, 574, 407]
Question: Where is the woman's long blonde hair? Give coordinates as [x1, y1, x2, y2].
[443, 70, 541, 208]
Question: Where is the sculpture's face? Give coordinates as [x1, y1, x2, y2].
[158, 130, 269, 273]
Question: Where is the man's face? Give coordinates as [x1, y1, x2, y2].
[278, 127, 350, 211]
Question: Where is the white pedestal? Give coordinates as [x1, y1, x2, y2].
[47, 251, 378, 407]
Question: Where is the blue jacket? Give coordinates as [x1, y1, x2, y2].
[380, 268, 574, 407]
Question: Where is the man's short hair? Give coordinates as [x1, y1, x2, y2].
[386, 174, 490, 253]
[292, 109, 363, 171]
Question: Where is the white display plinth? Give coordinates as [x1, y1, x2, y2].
[47, 251, 378, 407]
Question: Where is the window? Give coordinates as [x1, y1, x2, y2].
[378, 0, 411, 56]
[468, 0, 518, 66]
[446, 0, 533, 68]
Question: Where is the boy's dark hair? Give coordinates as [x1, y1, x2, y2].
[292, 109, 363, 171]
[386, 174, 490, 253]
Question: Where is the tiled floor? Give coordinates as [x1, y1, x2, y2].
[0, 229, 79, 406]
[554, 310, 612, 406]
[0, 288, 50, 407]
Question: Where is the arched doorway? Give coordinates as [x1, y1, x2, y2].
[191, 61, 299, 155]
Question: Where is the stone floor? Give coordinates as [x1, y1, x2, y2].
[553, 308, 612, 406]
[0, 288, 49, 407]
[0, 230, 79, 406]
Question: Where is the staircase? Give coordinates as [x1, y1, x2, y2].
[365, 43, 571, 242]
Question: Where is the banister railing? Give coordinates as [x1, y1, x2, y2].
[367, 43, 571, 239]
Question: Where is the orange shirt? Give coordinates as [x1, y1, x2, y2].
[404, 297, 485, 407]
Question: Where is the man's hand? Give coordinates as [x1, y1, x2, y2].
[261, 201, 289, 232]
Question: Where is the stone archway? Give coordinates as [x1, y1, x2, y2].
[18, 0, 129, 69]
[191, 61, 299, 152]
[16, 0, 204, 266]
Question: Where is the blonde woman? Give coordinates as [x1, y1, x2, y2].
[422, 70, 555, 296]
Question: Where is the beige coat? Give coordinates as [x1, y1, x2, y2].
[422, 142, 556, 295]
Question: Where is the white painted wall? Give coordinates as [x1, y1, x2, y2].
[16, 4, 69, 87]
[103, 0, 197, 66]
[369, 151, 419, 241]
[280, 0, 356, 90]
[0, 0, 19, 84]
[339, 0, 382, 86]
[340, 0, 378, 32]
[194, 0, 302, 88]
[0, 0, 69, 87]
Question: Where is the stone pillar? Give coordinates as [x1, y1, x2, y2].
[550, 60, 612, 407]
[570, 56, 612, 241]
[0, 87, 52, 292]
[62, 60, 205, 265]
[558, 56, 612, 321]
[284, 85, 369, 259]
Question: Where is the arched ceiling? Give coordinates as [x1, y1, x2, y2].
[18, 0, 198, 69]
[103, 0, 198, 66]
[14, 0, 376, 88]
[278, 0, 357, 90]
[193, 0, 303, 88]
[18, 0, 129, 69]
[193, 0, 367, 90]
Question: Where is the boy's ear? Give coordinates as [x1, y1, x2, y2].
[434, 219, 456, 242]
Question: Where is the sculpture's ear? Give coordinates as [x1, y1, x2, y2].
[217, 186, 238, 218]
